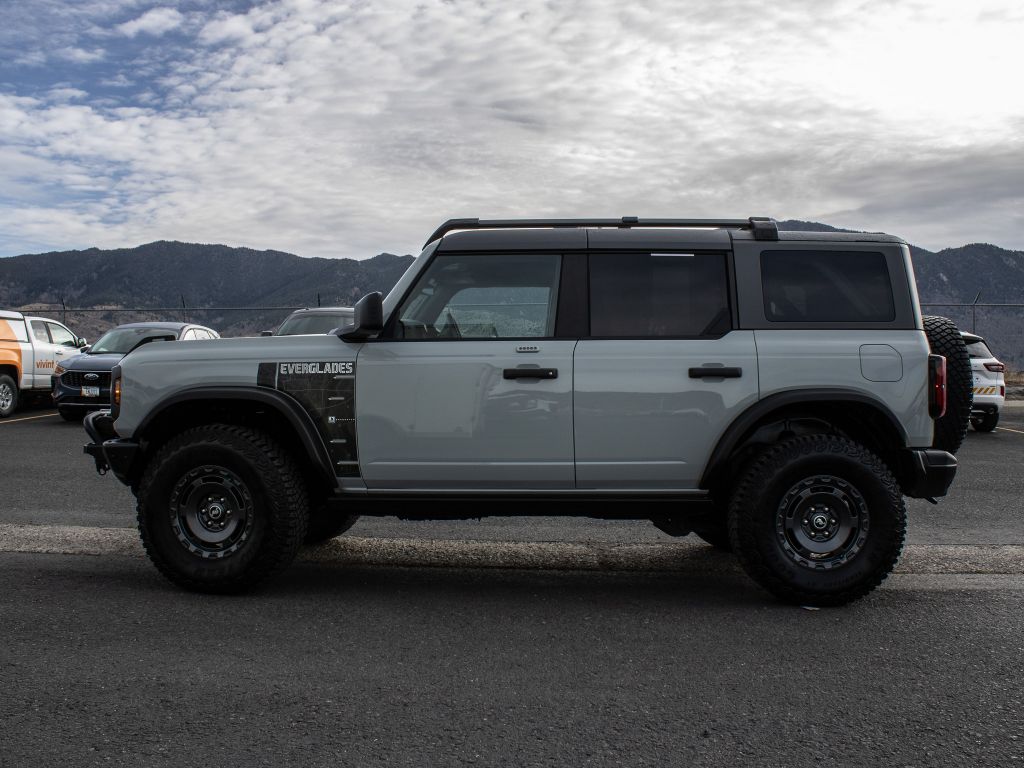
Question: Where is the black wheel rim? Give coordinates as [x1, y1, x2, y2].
[775, 475, 870, 570]
[169, 465, 255, 559]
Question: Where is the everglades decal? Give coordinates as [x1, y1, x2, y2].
[279, 361, 354, 376]
[258, 361, 359, 478]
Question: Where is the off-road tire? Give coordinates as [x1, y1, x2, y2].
[0, 374, 18, 418]
[971, 412, 999, 432]
[137, 424, 309, 593]
[728, 435, 906, 607]
[923, 315, 972, 454]
[304, 509, 359, 545]
[58, 407, 84, 422]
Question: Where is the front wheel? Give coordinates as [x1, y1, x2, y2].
[971, 412, 999, 432]
[728, 435, 906, 607]
[137, 425, 309, 593]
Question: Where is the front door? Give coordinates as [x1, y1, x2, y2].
[573, 251, 759, 489]
[356, 251, 575, 489]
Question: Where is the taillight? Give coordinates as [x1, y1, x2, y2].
[928, 354, 946, 419]
[984, 362, 1005, 373]
[1001, 385, 1005, 398]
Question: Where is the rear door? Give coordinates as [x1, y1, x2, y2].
[356, 251, 575, 489]
[573, 249, 758, 489]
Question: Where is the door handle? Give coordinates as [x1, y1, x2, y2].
[689, 366, 742, 379]
[503, 367, 558, 380]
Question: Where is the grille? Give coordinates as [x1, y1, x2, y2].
[63, 371, 111, 388]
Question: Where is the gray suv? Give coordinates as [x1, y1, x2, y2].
[84, 217, 967, 605]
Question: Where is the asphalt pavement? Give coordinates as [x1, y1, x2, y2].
[2, 554, 1022, 767]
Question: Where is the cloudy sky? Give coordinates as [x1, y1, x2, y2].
[1, 0, 1022, 259]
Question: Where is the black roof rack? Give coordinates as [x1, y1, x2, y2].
[424, 216, 779, 247]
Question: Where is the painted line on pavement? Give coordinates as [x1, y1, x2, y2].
[0, 412, 59, 424]
[1, 524, 1023, 575]
[996, 425, 1024, 435]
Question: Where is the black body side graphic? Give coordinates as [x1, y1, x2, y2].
[258, 361, 358, 477]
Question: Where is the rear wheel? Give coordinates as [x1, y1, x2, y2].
[0, 374, 18, 418]
[971, 412, 999, 432]
[923, 315, 972, 454]
[137, 425, 309, 593]
[728, 435, 906, 607]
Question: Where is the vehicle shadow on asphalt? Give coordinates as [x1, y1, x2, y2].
[254, 555, 778, 611]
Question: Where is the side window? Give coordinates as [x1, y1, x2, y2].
[30, 321, 50, 343]
[47, 323, 77, 347]
[761, 250, 895, 323]
[396, 253, 562, 339]
[180, 329, 197, 341]
[589, 252, 730, 337]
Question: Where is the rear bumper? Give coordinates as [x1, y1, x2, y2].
[901, 448, 957, 499]
[83, 410, 138, 486]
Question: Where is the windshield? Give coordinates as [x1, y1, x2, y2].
[90, 327, 177, 354]
[275, 312, 353, 336]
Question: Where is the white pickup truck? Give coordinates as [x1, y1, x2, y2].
[0, 309, 87, 418]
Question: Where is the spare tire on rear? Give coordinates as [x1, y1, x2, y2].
[923, 315, 972, 454]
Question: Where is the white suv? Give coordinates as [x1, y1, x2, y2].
[963, 332, 1005, 432]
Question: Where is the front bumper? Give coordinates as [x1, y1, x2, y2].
[901, 448, 957, 499]
[83, 410, 138, 486]
[52, 375, 112, 410]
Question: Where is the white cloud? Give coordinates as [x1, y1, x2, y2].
[116, 7, 185, 37]
[55, 46, 106, 63]
[1, 0, 1023, 258]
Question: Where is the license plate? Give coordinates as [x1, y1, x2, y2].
[81, 386, 100, 397]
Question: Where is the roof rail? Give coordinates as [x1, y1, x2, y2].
[424, 216, 779, 247]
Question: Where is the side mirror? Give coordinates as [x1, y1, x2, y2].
[340, 292, 384, 341]
[81, 345, 91, 354]
[260, 330, 274, 337]
[77, 337, 88, 348]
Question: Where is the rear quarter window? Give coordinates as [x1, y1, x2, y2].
[761, 250, 895, 323]
[966, 339, 994, 359]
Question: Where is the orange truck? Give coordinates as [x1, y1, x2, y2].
[0, 309, 87, 418]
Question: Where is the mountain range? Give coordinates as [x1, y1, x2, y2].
[1, 222, 1022, 366]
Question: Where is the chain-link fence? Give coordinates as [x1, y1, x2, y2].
[921, 303, 1024, 372]
[13, 299, 1024, 372]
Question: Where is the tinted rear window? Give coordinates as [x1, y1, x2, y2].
[966, 339, 994, 359]
[761, 250, 895, 323]
[589, 252, 730, 337]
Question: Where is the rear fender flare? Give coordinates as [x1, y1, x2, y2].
[700, 389, 909, 489]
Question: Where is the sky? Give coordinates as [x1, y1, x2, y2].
[1, 0, 1022, 259]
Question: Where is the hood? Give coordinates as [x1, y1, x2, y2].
[62, 352, 124, 371]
